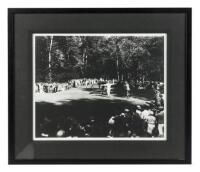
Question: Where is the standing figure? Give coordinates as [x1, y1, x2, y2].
[101, 84, 105, 95]
[124, 81, 130, 98]
[154, 89, 162, 108]
[156, 110, 164, 137]
[105, 82, 112, 96]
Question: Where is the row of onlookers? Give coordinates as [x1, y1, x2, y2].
[35, 78, 100, 93]
[39, 103, 164, 138]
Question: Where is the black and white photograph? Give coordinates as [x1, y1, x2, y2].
[33, 33, 167, 140]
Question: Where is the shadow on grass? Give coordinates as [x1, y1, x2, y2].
[35, 98, 137, 137]
[81, 87, 103, 96]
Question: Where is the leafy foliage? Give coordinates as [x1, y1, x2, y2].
[35, 36, 164, 82]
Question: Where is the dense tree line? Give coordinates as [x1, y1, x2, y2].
[35, 35, 164, 83]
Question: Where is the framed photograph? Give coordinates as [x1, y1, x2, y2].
[8, 8, 191, 164]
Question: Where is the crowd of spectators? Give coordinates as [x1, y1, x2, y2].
[36, 78, 165, 138]
[39, 102, 164, 138]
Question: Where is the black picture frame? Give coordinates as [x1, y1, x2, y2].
[8, 8, 192, 164]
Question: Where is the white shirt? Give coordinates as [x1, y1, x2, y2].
[108, 116, 115, 125]
[140, 110, 154, 120]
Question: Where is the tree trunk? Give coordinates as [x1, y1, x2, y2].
[48, 36, 53, 83]
[116, 58, 120, 80]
